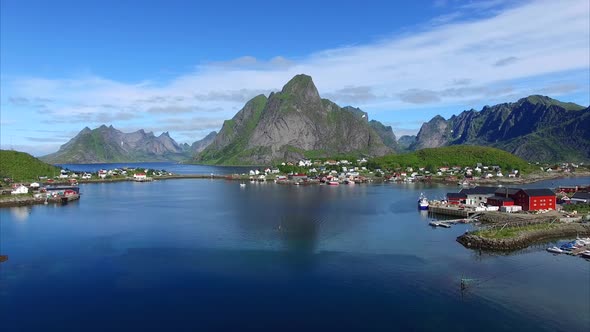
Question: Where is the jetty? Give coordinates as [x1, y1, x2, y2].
[428, 205, 478, 217]
[429, 217, 476, 228]
[569, 245, 590, 256]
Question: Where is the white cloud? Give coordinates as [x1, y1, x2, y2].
[2, 0, 588, 153]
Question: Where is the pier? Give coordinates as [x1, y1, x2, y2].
[428, 205, 477, 217]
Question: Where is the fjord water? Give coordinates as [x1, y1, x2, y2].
[1, 173, 589, 331]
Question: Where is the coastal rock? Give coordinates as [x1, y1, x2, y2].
[457, 223, 590, 251]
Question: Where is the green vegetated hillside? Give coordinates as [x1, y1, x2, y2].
[0, 150, 61, 181]
[411, 95, 590, 162]
[369, 146, 532, 173]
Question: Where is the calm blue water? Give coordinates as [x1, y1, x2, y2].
[1, 172, 589, 331]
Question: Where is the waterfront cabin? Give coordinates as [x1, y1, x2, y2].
[446, 193, 467, 205]
[133, 173, 147, 181]
[11, 185, 29, 195]
[459, 186, 498, 206]
[289, 173, 308, 182]
[516, 189, 556, 211]
[487, 196, 515, 207]
[558, 186, 579, 193]
[490, 188, 556, 211]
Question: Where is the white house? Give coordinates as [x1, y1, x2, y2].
[98, 170, 108, 179]
[11, 185, 29, 195]
[133, 173, 147, 180]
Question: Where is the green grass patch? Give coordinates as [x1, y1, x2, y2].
[562, 203, 590, 214]
[472, 223, 557, 239]
[0, 150, 62, 182]
[369, 145, 532, 173]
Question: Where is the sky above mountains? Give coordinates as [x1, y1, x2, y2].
[1, 0, 589, 156]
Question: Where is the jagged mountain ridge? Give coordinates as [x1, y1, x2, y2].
[195, 74, 394, 165]
[190, 131, 218, 154]
[411, 95, 590, 162]
[42, 125, 215, 163]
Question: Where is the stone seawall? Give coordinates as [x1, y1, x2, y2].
[457, 223, 590, 251]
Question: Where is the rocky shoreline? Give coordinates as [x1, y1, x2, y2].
[0, 194, 80, 208]
[457, 223, 590, 251]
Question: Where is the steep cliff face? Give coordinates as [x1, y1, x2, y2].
[369, 120, 398, 151]
[412, 115, 450, 150]
[411, 95, 589, 162]
[397, 135, 416, 151]
[190, 131, 217, 154]
[196, 74, 392, 165]
[42, 125, 189, 163]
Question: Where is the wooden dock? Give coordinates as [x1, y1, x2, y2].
[569, 245, 590, 256]
[428, 206, 477, 217]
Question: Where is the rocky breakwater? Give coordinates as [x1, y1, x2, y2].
[457, 223, 590, 251]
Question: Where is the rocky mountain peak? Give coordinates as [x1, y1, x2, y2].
[517, 95, 585, 111]
[196, 74, 392, 165]
[280, 74, 320, 104]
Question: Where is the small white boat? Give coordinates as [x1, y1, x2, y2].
[239, 183, 246, 188]
[418, 193, 429, 210]
[580, 250, 590, 259]
[546, 246, 564, 254]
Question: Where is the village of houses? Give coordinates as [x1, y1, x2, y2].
[2, 158, 589, 215]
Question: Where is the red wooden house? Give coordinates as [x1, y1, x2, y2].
[487, 188, 555, 211]
[487, 196, 515, 207]
[446, 193, 467, 205]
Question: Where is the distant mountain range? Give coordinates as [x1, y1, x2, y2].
[41, 125, 216, 164]
[410, 95, 589, 162]
[40, 74, 589, 164]
[195, 74, 395, 165]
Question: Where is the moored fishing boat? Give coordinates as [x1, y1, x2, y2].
[418, 193, 429, 210]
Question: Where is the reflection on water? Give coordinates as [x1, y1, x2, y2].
[278, 216, 320, 254]
[0, 177, 589, 331]
[9, 206, 31, 221]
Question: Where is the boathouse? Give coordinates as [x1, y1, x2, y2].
[446, 193, 467, 205]
[459, 186, 498, 206]
[516, 189, 556, 211]
[486, 196, 515, 207]
[488, 188, 556, 211]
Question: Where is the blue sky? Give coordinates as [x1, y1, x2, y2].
[1, 0, 589, 156]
